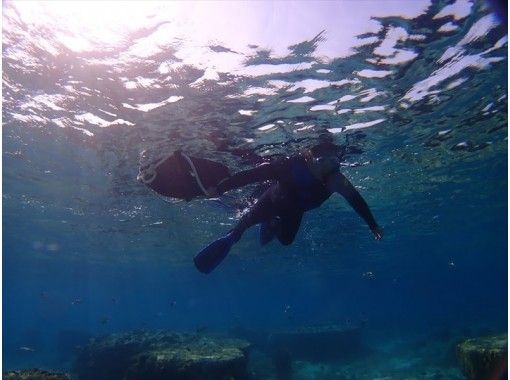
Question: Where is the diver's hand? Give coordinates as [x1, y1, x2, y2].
[371, 225, 383, 241]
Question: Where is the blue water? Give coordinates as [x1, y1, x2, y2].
[3, 0, 507, 378]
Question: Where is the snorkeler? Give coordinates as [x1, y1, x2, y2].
[137, 149, 382, 274]
[193, 149, 383, 274]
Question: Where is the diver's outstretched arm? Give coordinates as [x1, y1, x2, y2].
[216, 161, 283, 194]
[326, 172, 383, 240]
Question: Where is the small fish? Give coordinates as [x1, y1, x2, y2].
[362, 271, 376, 280]
[111, 297, 118, 304]
[170, 300, 177, 307]
[18, 346, 35, 352]
[71, 298, 82, 305]
[284, 305, 293, 320]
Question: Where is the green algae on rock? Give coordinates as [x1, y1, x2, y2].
[2, 369, 71, 380]
[74, 330, 251, 380]
[456, 334, 508, 380]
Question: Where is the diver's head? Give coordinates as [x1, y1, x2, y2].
[303, 149, 340, 179]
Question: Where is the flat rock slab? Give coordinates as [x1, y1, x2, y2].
[457, 334, 507, 380]
[3, 369, 71, 380]
[74, 330, 251, 380]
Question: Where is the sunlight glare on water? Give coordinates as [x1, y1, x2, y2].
[10, 1, 162, 51]
[10, 1, 432, 64]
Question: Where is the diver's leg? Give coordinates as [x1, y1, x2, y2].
[230, 187, 277, 242]
[259, 185, 305, 246]
[259, 217, 281, 246]
[276, 212, 303, 246]
[194, 187, 276, 273]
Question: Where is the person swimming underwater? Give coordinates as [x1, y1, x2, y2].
[194, 149, 383, 274]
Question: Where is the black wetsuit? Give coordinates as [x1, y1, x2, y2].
[217, 155, 378, 245]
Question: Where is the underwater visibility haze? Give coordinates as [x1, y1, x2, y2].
[2, 1, 508, 379]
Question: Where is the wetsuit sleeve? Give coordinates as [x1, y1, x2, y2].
[326, 172, 379, 230]
[217, 162, 282, 194]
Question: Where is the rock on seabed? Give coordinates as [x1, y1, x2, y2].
[457, 334, 508, 380]
[2, 369, 71, 380]
[73, 330, 251, 380]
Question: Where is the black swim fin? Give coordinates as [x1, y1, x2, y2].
[138, 151, 230, 201]
[194, 233, 235, 274]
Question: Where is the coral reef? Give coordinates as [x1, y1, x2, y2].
[456, 333, 507, 380]
[2, 369, 70, 380]
[73, 330, 251, 380]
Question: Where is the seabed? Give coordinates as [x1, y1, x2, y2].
[2, 327, 507, 380]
